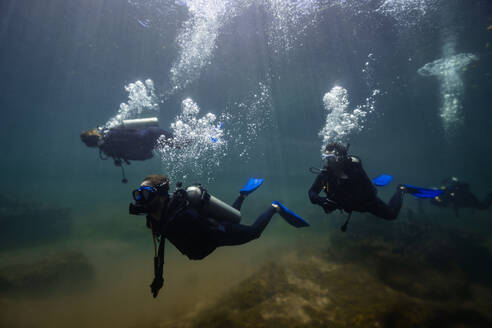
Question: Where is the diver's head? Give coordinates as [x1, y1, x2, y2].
[129, 174, 170, 216]
[80, 129, 101, 147]
[323, 142, 348, 170]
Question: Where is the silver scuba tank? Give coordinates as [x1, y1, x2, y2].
[121, 117, 159, 129]
[186, 186, 241, 224]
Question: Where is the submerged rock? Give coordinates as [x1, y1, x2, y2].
[0, 250, 94, 297]
[155, 249, 492, 328]
[152, 219, 492, 328]
[328, 211, 492, 293]
[168, 249, 492, 328]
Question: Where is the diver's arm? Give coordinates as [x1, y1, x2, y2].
[309, 171, 339, 212]
[308, 173, 328, 206]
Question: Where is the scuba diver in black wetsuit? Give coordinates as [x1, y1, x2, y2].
[80, 118, 175, 183]
[429, 177, 492, 216]
[308, 142, 407, 231]
[129, 174, 309, 298]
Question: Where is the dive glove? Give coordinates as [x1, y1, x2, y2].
[322, 199, 338, 213]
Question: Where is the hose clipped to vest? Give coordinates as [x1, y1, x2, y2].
[340, 212, 352, 232]
[151, 234, 165, 298]
[120, 165, 128, 184]
[309, 167, 323, 174]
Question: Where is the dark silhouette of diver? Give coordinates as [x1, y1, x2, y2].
[429, 177, 492, 216]
[80, 120, 174, 183]
[129, 174, 309, 298]
[308, 142, 406, 231]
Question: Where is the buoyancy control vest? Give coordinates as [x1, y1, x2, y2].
[149, 183, 242, 296]
[321, 156, 377, 212]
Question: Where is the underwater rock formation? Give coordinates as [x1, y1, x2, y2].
[0, 250, 94, 296]
[159, 249, 492, 328]
[329, 211, 492, 294]
[0, 195, 72, 249]
[154, 213, 492, 328]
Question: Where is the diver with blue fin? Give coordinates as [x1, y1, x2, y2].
[80, 118, 176, 183]
[308, 142, 407, 231]
[129, 174, 309, 298]
[406, 177, 492, 217]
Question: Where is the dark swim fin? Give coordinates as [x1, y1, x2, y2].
[240, 178, 264, 195]
[372, 174, 393, 187]
[272, 201, 310, 228]
[403, 184, 443, 198]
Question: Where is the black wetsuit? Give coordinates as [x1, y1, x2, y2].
[308, 156, 403, 220]
[147, 193, 276, 297]
[430, 179, 492, 212]
[99, 127, 173, 163]
[150, 194, 275, 260]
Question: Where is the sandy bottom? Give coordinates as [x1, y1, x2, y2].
[0, 230, 309, 328]
[2, 206, 492, 328]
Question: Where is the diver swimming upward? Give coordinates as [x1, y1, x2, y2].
[129, 174, 309, 298]
[308, 142, 408, 231]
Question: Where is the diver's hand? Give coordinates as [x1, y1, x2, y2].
[150, 276, 164, 298]
[322, 199, 338, 213]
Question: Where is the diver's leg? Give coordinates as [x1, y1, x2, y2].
[367, 187, 404, 221]
[366, 198, 396, 220]
[232, 194, 246, 211]
[477, 193, 492, 210]
[388, 186, 405, 215]
[232, 178, 264, 210]
[213, 207, 277, 246]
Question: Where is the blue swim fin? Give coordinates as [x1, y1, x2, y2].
[240, 178, 264, 195]
[403, 184, 443, 198]
[373, 174, 393, 187]
[272, 201, 310, 228]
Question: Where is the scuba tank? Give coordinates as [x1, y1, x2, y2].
[185, 186, 241, 224]
[121, 117, 159, 129]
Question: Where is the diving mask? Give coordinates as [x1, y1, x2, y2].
[322, 153, 337, 162]
[133, 186, 159, 203]
[322, 148, 347, 171]
[129, 185, 166, 215]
